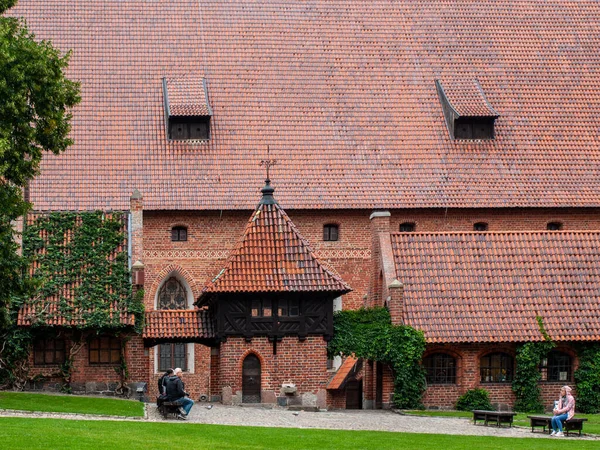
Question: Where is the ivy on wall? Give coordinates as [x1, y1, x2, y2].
[22, 211, 144, 333]
[328, 307, 426, 409]
[511, 317, 555, 413]
[574, 344, 600, 413]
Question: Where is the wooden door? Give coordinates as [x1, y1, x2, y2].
[242, 354, 261, 403]
[346, 379, 362, 409]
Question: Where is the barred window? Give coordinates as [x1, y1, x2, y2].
[480, 352, 513, 383]
[34, 339, 66, 365]
[323, 224, 339, 241]
[159, 343, 187, 372]
[89, 336, 121, 365]
[423, 353, 456, 384]
[171, 226, 188, 241]
[158, 277, 188, 309]
[542, 351, 572, 382]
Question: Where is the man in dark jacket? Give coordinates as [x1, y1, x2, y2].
[165, 367, 194, 419]
[158, 368, 173, 396]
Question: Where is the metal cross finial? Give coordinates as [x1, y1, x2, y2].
[260, 146, 277, 183]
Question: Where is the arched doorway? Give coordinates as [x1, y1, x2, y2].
[242, 354, 261, 403]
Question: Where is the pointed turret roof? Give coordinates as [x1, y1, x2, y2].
[198, 181, 351, 302]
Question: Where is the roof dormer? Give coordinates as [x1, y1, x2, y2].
[163, 76, 213, 141]
[436, 79, 499, 140]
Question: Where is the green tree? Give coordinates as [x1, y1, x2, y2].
[0, 0, 80, 381]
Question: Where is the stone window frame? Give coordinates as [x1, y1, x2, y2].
[34, 338, 66, 366]
[88, 336, 121, 365]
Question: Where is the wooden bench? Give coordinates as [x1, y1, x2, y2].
[158, 400, 184, 419]
[527, 415, 587, 436]
[472, 410, 517, 427]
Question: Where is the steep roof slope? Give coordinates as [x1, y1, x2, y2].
[392, 231, 600, 343]
[10, 1, 600, 210]
[199, 182, 351, 299]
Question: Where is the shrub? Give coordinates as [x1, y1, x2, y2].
[456, 388, 493, 411]
[574, 344, 600, 413]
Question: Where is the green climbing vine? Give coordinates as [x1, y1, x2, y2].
[22, 211, 144, 333]
[511, 316, 555, 412]
[328, 307, 426, 409]
[574, 344, 600, 413]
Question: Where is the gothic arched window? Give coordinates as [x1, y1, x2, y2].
[158, 277, 188, 309]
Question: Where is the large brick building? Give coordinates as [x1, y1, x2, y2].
[9, 0, 600, 409]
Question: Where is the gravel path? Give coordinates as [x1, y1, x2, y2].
[1, 404, 599, 440]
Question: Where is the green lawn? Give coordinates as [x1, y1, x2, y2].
[0, 392, 144, 417]
[1, 417, 598, 450]
[403, 410, 600, 435]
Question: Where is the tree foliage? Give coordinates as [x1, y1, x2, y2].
[0, 0, 80, 386]
[328, 307, 427, 409]
[0, 0, 80, 327]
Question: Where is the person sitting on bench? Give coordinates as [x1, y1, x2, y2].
[156, 368, 173, 407]
[165, 367, 194, 420]
[551, 385, 575, 437]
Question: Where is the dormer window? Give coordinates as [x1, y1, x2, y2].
[436, 79, 499, 140]
[163, 77, 212, 141]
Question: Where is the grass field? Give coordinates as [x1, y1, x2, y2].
[0, 392, 144, 417]
[403, 410, 600, 435]
[1, 417, 598, 450]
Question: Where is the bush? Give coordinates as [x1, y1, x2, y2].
[456, 388, 493, 411]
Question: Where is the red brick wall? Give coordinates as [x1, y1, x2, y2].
[389, 207, 600, 233]
[217, 336, 329, 407]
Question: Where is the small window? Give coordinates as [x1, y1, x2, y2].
[547, 222, 563, 231]
[171, 226, 188, 241]
[454, 118, 495, 140]
[34, 339, 66, 365]
[323, 224, 339, 241]
[423, 353, 456, 384]
[278, 298, 299, 317]
[399, 222, 415, 232]
[251, 298, 272, 317]
[480, 352, 513, 383]
[89, 336, 121, 365]
[168, 117, 210, 140]
[541, 351, 572, 382]
[474, 222, 488, 231]
[159, 343, 187, 372]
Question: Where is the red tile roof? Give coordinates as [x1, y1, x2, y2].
[9, 1, 600, 210]
[437, 79, 499, 117]
[392, 231, 600, 344]
[199, 183, 351, 298]
[18, 301, 135, 328]
[143, 310, 215, 341]
[164, 77, 211, 117]
[327, 356, 359, 390]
